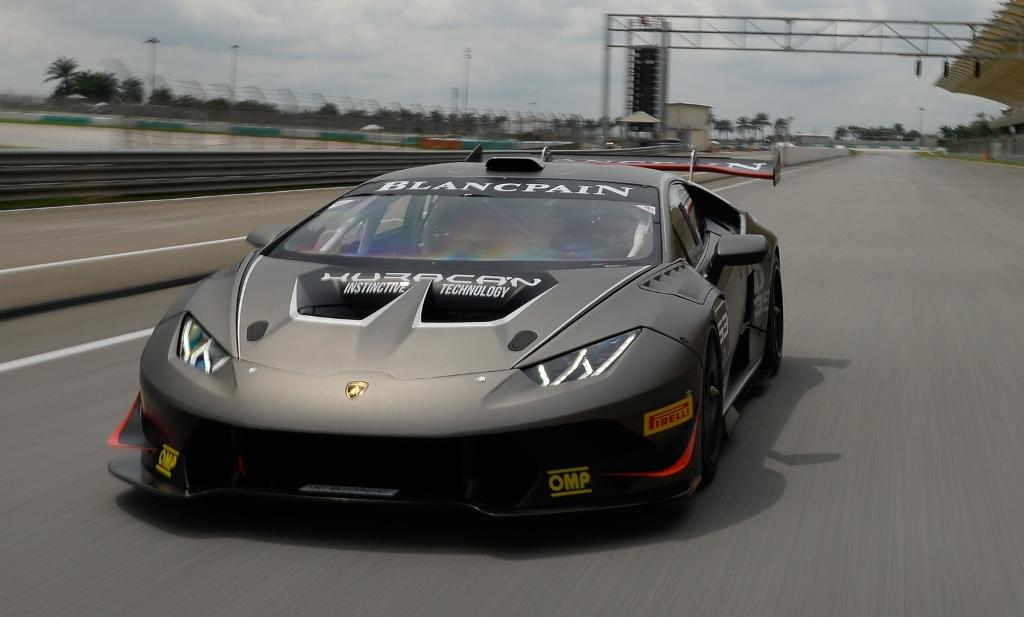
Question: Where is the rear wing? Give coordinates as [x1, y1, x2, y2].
[466, 146, 782, 186]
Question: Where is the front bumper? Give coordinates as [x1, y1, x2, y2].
[109, 322, 707, 514]
[108, 454, 700, 517]
[109, 392, 704, 515]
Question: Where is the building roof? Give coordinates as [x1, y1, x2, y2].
[666, 102, 713, 108]
[617, 111, 661, 124]
[935, 0, 1024, 106]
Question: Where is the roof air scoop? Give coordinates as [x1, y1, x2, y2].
[484, 156, 545, 172]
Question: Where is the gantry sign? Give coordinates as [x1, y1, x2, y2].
[601, 13, 1024, 138]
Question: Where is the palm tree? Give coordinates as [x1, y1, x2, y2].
[753, 112, 771, 141]
[397, 107, 416, 132]
[71, 71, 120, 102]
[773, 117, 788, 140]
[43, 56, 79, 96]
[119, 76, 145, 104]
[736, 116, 752, 140]
[834, 126, 849, 141]
[147, 87, 175, 105]
[892, 123, 906, 140]
[719, 119, 733, 141]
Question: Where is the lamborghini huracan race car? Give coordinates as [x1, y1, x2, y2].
[109, 148, 785, 515]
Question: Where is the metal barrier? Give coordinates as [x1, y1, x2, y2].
[0, 146, 672, 205]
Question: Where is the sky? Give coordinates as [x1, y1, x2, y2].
[0, 0, 1007, 134]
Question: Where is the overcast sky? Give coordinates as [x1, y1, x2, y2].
[0, 0, 1006, 134]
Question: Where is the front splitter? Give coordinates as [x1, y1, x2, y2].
[108, 453, 698, 517]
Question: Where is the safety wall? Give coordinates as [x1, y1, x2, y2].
[779, 145, 851, 166]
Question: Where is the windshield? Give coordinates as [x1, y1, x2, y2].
[271, 182, 660, 268]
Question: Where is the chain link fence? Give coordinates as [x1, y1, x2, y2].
[946, 135, 1024, 162]
[0, 88, 602, 147]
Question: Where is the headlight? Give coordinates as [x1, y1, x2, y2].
[523, 329, 639, 386]
[177, 315, 229, 374]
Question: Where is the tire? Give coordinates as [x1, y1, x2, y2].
[761, 265, 784, 376]
[699, 336, 724, 487]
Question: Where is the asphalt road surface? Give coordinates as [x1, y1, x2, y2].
[3, 154, 1024, 616]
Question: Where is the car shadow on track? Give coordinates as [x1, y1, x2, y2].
[115, 355, 848, 558]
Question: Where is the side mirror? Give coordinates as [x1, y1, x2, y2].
[713, 234, 768, 267]
[246, 223, 289, 248]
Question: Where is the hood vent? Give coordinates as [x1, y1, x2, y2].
[419, 291, 510, 323]
[293, 269, 558, 324]
[297, 304, 381, 320]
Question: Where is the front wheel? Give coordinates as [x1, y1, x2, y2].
[699, 337, 724, 487]
[761, 266, 784, 376]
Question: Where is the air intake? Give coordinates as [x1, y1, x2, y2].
[484, 157, 545, 172]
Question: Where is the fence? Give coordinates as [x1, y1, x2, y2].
[946, 136, 1024, 162]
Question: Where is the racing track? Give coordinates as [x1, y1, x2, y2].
[3, 154, 1024, 616]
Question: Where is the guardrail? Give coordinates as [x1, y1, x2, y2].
[0, 146, 671, 205]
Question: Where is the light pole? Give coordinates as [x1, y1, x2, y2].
[450, 87, 459, 117]
[144, 37, 160, 97]
[918, 107, 926, 140]
[230, 44, 240, 103]
[462, 47, 471, 114]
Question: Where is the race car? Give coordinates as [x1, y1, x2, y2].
[108, 147, 785, 515]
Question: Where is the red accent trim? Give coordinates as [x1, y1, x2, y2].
[106, 392, 143, 449]
[576, 161, 773, 180]
[601, 416, 699, 478]
[629, 162, 772, 179]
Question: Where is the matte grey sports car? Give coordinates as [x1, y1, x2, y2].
[108, 148, 784, 515]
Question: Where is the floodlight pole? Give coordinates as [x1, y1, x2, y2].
[230, 44, 240, 103]
[462, 47, 471, 114]
[145, 37, 160, 97]
[601, 14, 611, 143]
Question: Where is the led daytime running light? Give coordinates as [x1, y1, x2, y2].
[177, 316, 229, 374]
[525, 330, 638, 386]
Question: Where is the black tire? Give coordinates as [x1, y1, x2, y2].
[699, 336, 724, 487]
[761, 265, 784, 376]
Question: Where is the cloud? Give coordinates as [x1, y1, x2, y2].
[1, 0, 1005, 131]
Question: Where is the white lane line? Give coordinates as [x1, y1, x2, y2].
[0, 185, 354, 214]
[715, 177, 762, 192]
[0, 236, 246, 275]
[0, 328, 153, 374]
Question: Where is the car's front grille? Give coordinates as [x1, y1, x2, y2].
[176, 417, 660, 509]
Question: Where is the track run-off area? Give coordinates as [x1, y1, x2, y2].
[2, 153, 1024, 616]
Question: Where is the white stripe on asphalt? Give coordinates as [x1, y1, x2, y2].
[0, 236, 246, 276]
[0, 328, 153, 374]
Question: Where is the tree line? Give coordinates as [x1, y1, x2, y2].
[42, 56, 598, 137]
[936, 113, 997, 143]
[833, 124, 922, 141]
[711, 113, 790, 142]
[44, 56, 144, 104]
